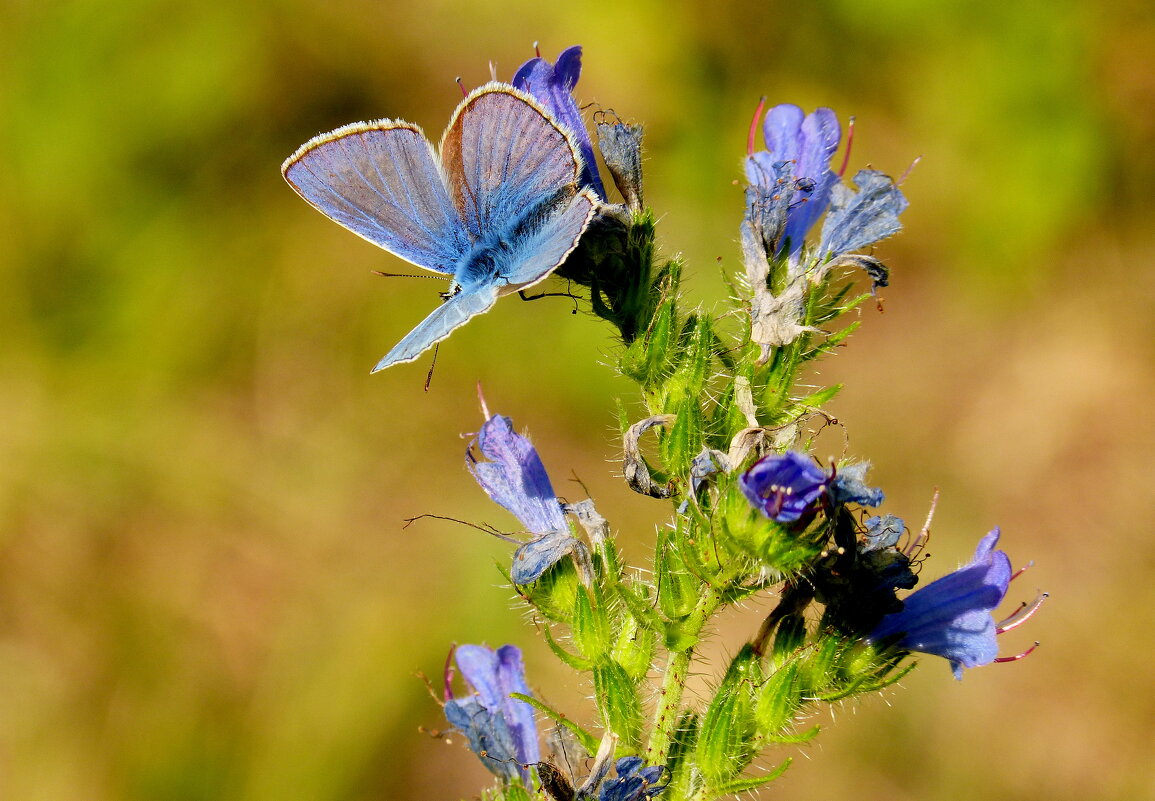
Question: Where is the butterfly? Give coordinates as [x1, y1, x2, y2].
[282, 82, 599, 372]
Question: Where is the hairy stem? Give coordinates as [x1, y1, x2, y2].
[645, 585, 722, 764]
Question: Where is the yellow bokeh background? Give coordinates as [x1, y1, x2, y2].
[2, 0, 1153, 799]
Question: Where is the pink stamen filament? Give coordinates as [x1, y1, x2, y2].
[456, 77, 468, 98]
[443, 644, 458, 701]
[997, 592, 1047, 633]
[905, 488, 939, 557]
[838, 116, 856, 177]
[994, 642, 1039, 663]
[898, 155, 922, 186]
[1009, 560, 1035, 582]
[748, 96, 766, 157]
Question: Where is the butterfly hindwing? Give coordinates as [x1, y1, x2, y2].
[282, 121, 467, 273]
[372, 283, 500, 372]
[496, 188, 598, 290]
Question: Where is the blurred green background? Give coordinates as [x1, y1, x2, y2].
[2, 0, 1153, 799]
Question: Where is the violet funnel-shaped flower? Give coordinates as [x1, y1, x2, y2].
[467, 413, 583, 584]
[513, 44, 606, 199]
[870, 528, 1040, 679]
[443, 643, 540, 783]
[745, 103, 841, 258]
[739, 451, 829, 523]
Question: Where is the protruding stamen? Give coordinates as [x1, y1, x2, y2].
[534, 40, 541, 58]
[748, 96, 766, 157]
[838, 116, 856, 177]
[997, 592, 1047, 633]
[905, 487, 939, 556]
[477, 381, 491, 421]
[1009, 560, 1035, 582]
[443, 644, 457, 701]
[994, 641, 1039, 664]
[898, 155, 922, 186]
[455, 76, 468, 98]
[488, 61, 497, 82]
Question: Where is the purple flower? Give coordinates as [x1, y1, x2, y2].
[513, 44, 606, 199]
[870, 528, 1034, 679]
[599, 757, 669, 801]
[745, 103, 841, 258]
[467, 413, 582, 584]
[443, 644, 540, 782]
[739, 451, 829, 523]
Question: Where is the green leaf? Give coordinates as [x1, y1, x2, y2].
[656, 529, 698, 621]
[755, 662, 801, 736]
[709, 757, 792, 795]
[695, 645, 761, 786]
[612, 611, 656, 682]
[572, 585, 611, 661]
[519, 556, 580, 623]
[794, 383, 842, 410]
[593, 661, 644, 749]
[509, 693, 599, 756]
[614, 580, 665, 634]
[542, 625, 593, 672]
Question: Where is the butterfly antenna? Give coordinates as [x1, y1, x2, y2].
[424, 343, 439, 392]
[747, 96, 766, 156]
[371, 270, 451, 281]
[838, 116, 856, 177]
[455, 77, 468, 98]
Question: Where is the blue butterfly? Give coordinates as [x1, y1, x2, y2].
[282, 82, 600, 372]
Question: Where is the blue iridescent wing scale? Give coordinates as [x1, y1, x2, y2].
[282, 121, 467, 272]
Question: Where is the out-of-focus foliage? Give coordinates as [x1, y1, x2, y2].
[0, 0, 1151, 800]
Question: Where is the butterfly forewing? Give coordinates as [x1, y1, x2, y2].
[441, 85, 585, 238]
[283, 121, 468, 272]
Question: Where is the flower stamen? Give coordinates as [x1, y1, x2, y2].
[838, 115, 856, 177]
[996, 592, 1047, 633]
[994, 641, 1040, 664]
[747, 96, 767, 157]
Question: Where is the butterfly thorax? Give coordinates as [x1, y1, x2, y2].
[453, 187, 578, 294]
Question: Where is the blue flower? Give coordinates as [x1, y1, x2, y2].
[870, 528, 1023, 679]
[739, 451, 829, 523]
[443, 644, 540, 782]
[599, 756, 669, 801]
[818, 169, 909, 258]
[745, 103, 841, 258]
[467, 413, 582, 584]
[513, 44, 606, 199]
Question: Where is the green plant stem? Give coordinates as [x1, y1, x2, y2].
[645, 585, 722, 765]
